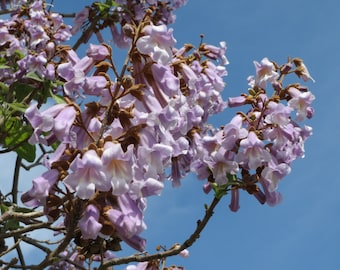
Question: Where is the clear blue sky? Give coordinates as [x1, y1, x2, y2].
[1, 1, 339, 269]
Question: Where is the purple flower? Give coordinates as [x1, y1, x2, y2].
[25, 103, 77, 146]
[139, 178, 164, 197]
[236, 131, 272, 170]
[71, 7, 89, 34]
[202, 41, 229, 65]
[261, 161, 291, 192]
[173, 0, 188, 9]
[206, 148, 239, 185]
[86, 44, 109, 61]
[265, 101, 293, 126]
[106, 194, 146, 251]
[83, 76, 108, 95]
[49, 13, 72, 42]
[248, 57, 279, 89]
[17, 53, 47, 77]
[288, 87, 315, 121]
[221, 114, 248, 150]
[259, 178, 283, 206]
[21, 169, 59, 207]
[29, 1, 47, 23]
[101, 142, 134, 196]
[110, 25, 132, 49]
[79, 204, 103, 240]
[132, 143, 171, 194]
[53, 105, 77, 145]
[125, 262, 148, 270]
[25, 23, 49, 48]
[136, 23, 176, 65]
[63, 150, 111, 199]
[228, 95, 247, 107]
[151, 63, 180, 97]
[57, 53, 94, 97]
[229, 189, 240, 212]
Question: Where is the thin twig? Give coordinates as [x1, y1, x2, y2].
[21, 235, 51, 254]
[10, 155, 26, 266]
[0, 222, 60, 239]
[60, 12, 76, 18]
[35, 199, 82, 269]
[1, 257, 19, 270]
[97, 196, 221, 269]
[0, 237, 21, 257]
[0, 209, 44, 223]
[11, 155, 21, 205]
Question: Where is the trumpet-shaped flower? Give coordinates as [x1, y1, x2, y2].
[136, 23, 176, 65]
[102, 142, 134, 196]
[236, 131, 272, 170]
[106, 194, 146, 251]
[248, 57, 279, 89]
[79, 204, 102, 240]
[64, 150, 110, 199]
[21, 169, 59, 207]
[288, 87, 315, 121]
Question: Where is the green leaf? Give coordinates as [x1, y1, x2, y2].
[3, 118, 35, 161]
[6, 102, 28, 113]
[0, 203, 9, 214]
[11, 82, 36, 102]
[3, 219, 21, 232]
[0, 64, 11, 69]
[4, 121, 31, 146]
[25, 71, 44, 82]
[50, 90, 66, 104]
[15, 142, 36, 162]
[0, 204, 22, 232]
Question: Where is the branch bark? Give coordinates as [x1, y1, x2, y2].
[98, 196, 221, 269]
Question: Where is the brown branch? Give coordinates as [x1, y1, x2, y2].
[60, 13, 76, 18]
[97, 196, 221, 269]
[21, 236, 51, 254]
[35, 199, 82, 269]
[0, 237, 21, 257]
[0, 209, 44, 223]
[11, 155, 21, 204]
[10, 155, 25, 266]
[1, 257, 19, 270]
[0, 222, 62, 239]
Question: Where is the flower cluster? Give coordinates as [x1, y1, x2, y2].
[0, 0, 315, 269]
[21, 5, 230, 259]
[191, 57, 315, 210]
[0, 0, 71, 85]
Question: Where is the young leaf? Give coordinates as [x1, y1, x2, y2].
[15, 142, 36, 162]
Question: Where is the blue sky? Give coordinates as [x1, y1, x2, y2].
[1, 0, 340, 269]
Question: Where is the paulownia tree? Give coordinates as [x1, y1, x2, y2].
[0, 0, 315, 269]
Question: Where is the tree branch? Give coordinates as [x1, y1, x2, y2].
[35, 199, 82, 269]
[98, 196, 221, 269]
[21, 236, 51, 254]
[12, 155, 21, 204]
[0, 222, 62, 239]
[0, 209, 44, 223]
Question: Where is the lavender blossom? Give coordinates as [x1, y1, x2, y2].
[78, 204, 103, 240]
[136, 23, 176, 65]
[21, 169, 59, 207]
[106, 194, 147, 251]
[64, 150, 110, 199]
